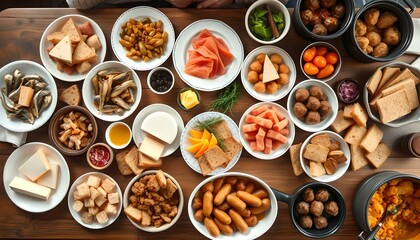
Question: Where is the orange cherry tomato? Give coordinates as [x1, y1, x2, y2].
[325, 52, 339, 65]
[312, 56, 327, 69]
[303, 47, 316, 62]
[316, 47, 328, 56]
[303, 62, 319, 75]
[317, 64, 335, 79]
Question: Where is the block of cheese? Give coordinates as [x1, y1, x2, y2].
[141, 111, 178, 144]
[18, 149, 51, 182]
[262, 54, 279, 83]
[48, 35, 73, 65]
[9, 176, 52, 200]
[37, 161, 60, 189]
[18, 86, 34, 107]
[139, 136, 165, 161]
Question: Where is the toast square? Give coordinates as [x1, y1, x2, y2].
[344, 124, 367, 145]
[350, 144, 369, 171]
[303, 144, 330, 163]
[289, 143, 303, 176]
[350, 102, 368, 127]
[381, 78, 419, 110]
[124, 146, 143, 175]
[331, 110, 354, 133]
[116, 148, 133, 175]
[377, 67, 400, 94]
[343, 104, 355, 119]
[367, 68, 382, 95]
[366, 142, 391, 169]
[204, 145, 230, 170]
[310, 134, 331, 149]
[221, 136, 242, 168]
[309, 161, 326, 177]
[376, 89, 411, 123]
[197, 155, 212, 176]
[360, 124, 384, 153]
[59, 84, 81, 106]
[210, 120, 232, 140]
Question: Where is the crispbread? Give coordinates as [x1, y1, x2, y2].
[289, 143, 303, 176]
[366, 142, 391, 168]
[116, 148, 133, 175]
[344, 124, 367, 145]
[197, 155, 212, 176]
[377, 67, 400, 93]
[303, 144, 330, 163]
[331, 110, 354, 133]
[210, 120, 232, 140]
[380, 68, 412, 92]
[309, 161, 326, 177]
[360, 124, 383, 153]
[59, 84, 81, 106]
[350, 144, 369, 171]
[381, 78, 419, 110]
[310, 134, 331, 149]
[203, 145, 229, 170]
[72, 40, 97, 64]
[376, 89, 411, 123]
[367, 68, 383, 95]
[138, 152, 162, 168]
[343, 104, 355, 119]
[350, 102, 368, 127]
[124, 146, 143, 175]
[221, 136, 242, 167]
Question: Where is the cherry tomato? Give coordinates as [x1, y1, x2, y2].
[303, 62, 319, 75]
[303, 47, 316, 62]
[313, 56, 327, 69]
[317, 64, 335, 79]
[316, 47, 328, 56]
[325, 52, 339, 65]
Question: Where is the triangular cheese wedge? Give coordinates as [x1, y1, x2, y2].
[49, 35, 73, 65]
[61, 18, 83, 44]
[262, 55, 279, 83]
[72, 40, 96, 64]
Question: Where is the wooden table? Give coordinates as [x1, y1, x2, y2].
[0, 7, 419, 240]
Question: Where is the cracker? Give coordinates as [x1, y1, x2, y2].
[343, 104, 355, 119]
[197, 155, 212, 176]
[309, 161, 326, 177]
[203, 145, 229, 170]
[381, 78, 419, 110]
[310, 134, 331, 149]
[367, 68, 383, 96]
[377, 67, 400, 93]
[344, 124, 367, 145]
[350, 144, 369, 171]
[210, 120, 232, 140]
[124, 146, 143, 175]
[303, 144, 329, 163]
[221, 136, 242, 167]
[116, 148, 133, 175]
[376, 89, 411, 123]
[366, 142, 391, 169]
[380, 68, 412, 92]
[360, 124, 383, 153]
[331, 110, 354, 133]
[350, 102, 368, 127]
[289, 143, 303, 176]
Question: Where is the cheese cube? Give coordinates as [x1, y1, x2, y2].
[104, 203, 117, 215]
[76, 182, 91, 199]
[94, 193, 107, 207]
[139, 136, 165, 161]
[88, 206, 99, 216]
[18, 149, 51, 182]
[37, 161, 60, 189]
[96, 186, 107, 197]
[86, 175, 101, 188]
[141, 112, 178, 144]
[84, 197, 95, 208]
[9, 176, 51, 200]
[73, 200, 84, 212]
[101, 178, 115, 193]
[108, 192, 120, 205]
[96, 211, 109, 224]
[90, 187, 100, 200]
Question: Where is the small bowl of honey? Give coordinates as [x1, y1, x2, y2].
[105, 122, 132, 149]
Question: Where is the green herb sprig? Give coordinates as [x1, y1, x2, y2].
[209, 81, 241, 116]
[194, 116, 226, 150]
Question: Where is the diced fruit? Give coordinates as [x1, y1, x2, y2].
[201, 129, 211, 141]
[190, 129, 203, 139]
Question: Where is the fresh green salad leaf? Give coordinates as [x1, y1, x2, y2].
[249, 7, 285, 41]
[273, 12, 285, 34]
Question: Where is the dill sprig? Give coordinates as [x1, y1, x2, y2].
[209, 81, 241, 116]
[194, 116, 226, 150]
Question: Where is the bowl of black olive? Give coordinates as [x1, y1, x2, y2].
[147, 67, 175, 94]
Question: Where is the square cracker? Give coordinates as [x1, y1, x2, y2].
[344, 124, 367, 145]
[289, 143, 303, 176]
[197, 155, 212, 176]
[116, 148, 133, 175]
[221, 136, 242, 167]
[303, 144, 330, 163]
[331, 110, 354, 133]
[310, 134, 331, 149]
[309, 161, 326, 177]
[367, 68, 383, 96]
[350, 102, 368, 127]
[381, 78, 419, 110]
[203, 145, 229, 170]
[360, 124, 384, 153]
[350, 144, 369, 171]
[366, 142, 391, 169]
[376, 89, 411, 124]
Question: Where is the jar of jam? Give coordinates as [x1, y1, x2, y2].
[87, 143, 114, 170]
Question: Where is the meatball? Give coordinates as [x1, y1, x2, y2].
[319, 100, 331, 119]
[356, 36, 373, 54]
[331, 3, 345, 19]
[314, 8, 330, 21]
[310, 200, 324, 216]
[309, 85, 324, 100]
[303, 0, 321, 12]
[295, 88, 310, 102]
[372, 42, 389, 58]
[293, 102, 308, 119]
[320, 0, 336, 9]
[365, 31, 382, 47]
[247, 70, 259, 83]
[299, 215, 313, 229]
[279, 64, 290, 74]
[270, 53, 283, 65]
[377, 11, 398, 29]
[306, 96, 321, 111]
[315, 188, 330, 202]
[300, 9, 314, 26]
[250, 61, 262, 73]
[302, 188, 315, 203]
[254, 81, 266, 93]
[324, 17, 340, 32]
[256, 53, 265, 65]
[314, 216, 329, 229]
[310, 13, 322, 26]
[383, 26, 401, 46]
[296, 201, 311, 215]
[363, 8, 380, 26]
[355, 19, 367, 37]
[325, 201, 339, 216]
[312, 23, 328, 36]
[305, 111, 321, 124]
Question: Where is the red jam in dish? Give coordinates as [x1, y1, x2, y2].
[89, 145, 110, 167]
[338, 79, 359, 102]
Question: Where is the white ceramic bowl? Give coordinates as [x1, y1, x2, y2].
[82, 61, 142, 122]
[40, 14, 106, 82]
[239, 102, 295, 160]
[0, 60, 58, 133]
[241, 45, 296, 102]
[188, 172, 278, 240]
[123, 170, 183, 232]
[300, 131, 350, 183]
[147, 67, 175, 94]
[67, 172, 122, 229]
[287, 79, 338, 132]
[245, 0, 291, 44]
[105, 122, 132, 149]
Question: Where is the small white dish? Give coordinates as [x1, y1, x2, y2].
[172, 19, 244, 92]
[180, 112, 241, 175]
[147, 67, 175, 94]
[300, 131, 351, 183]
[105, 122, 132, 149]
[39, 14, 106, 82]
[3, 142, 70, 213]
[67, 172, 122, 229]
[241, 45, 296, 102]
[132, 103, 184, 157]
[111, 6, 175, 71]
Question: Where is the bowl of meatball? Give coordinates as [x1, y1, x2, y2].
[293, 0, 355, 41]
[272, 182, 346, 238]
[287, 79, 338, 132]
[343, 0, 415, 62]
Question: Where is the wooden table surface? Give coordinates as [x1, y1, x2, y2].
[0, 7, 419, 240]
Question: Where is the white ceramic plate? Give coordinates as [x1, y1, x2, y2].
[0, 60, 58, 133]
[239, 102, 295, 160]
[3, 142, 70, 213]
[67, 172, 122, 229]
[82, 61, 142, 122]
[180, 112, 242, 175]
[132, 104, 184, 157]
[172, 19, 244, 92]
[40, 14, 107, 82]
[241, 45, 296, 102]
[111, 6, 175, 71]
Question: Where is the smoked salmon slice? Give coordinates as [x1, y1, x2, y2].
[185, 29, 233, 79]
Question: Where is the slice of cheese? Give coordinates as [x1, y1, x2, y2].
[37, 161, 60, 189]
[18, 149, 51, 182]
[49, 35, 73, 65]
[61, 18, 83, 44]
[139, 136, 165, 161]
[141, 111, 178, 144]
[18, 86, 34, 107]
[9, 176, 51, 200]
[262, 55, 279, 83]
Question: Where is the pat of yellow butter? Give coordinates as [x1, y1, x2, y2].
[180, 90, 199, 109]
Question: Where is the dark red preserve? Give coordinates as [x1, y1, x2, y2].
[89, 145, 110, 167]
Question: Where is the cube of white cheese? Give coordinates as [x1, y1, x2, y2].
[141, 111, 178, 144]
[73, 200, 84, 212]
[76, 182, 91, 199]
[18, 149, 51, 182]
[107, 192, 120, 205]
[9, 176, 51, 200]
[86, 175, 101, 188]
[101, 178, 115, 193]
[36, 161, 60, 189]
[139, 136, 165, 161]
[104, 203, 117, 215]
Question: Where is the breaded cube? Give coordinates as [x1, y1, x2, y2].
[248, 70, 259, 83]
[76, 182, 91, 199]
[81, 211, 94, 224]
[86, 175, 101, 188]
[383, 26, 401, 46]
[96, 211, 109, 224]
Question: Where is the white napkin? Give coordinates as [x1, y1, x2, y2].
[407, 18, 420, 55]
[0, 125, 27, 147]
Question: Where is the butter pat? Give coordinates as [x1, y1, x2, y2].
[262, 55, 279, 83]
[139, 136, 165, 161]
[37, 161, 60, 189]
[9, 176, 52, 200]
[18, 149, 51, 182]
[180, 90, 199, 109]
[141, 111, 178, 144]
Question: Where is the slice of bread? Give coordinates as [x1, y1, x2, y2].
[380, 68, 412, 92]
[381, 78, 419, 110]
[360, 124, 383, 153]
[367, 68, 382, 96]
[116, 148, 133, 175]
[289, 143, 303, 176]
[366, 142, 391, 168]
[376, 89, 411, 124]
[204, 145, 229, 170]
[309, 161, 326, 177]
[344, 124, 367, 145]
[350, 102, 368, 127]
[377, 67, 400, 94]
[197, 155, 212, 176]
[59, 84, 80, 106]
[343, 104, 355, 119]
[331, 110, 354, 133]
[350, 144, 369, 171]
[221, 136, 242, 167]
[210, 120, 232, 140]
[138, 152, 162, 168]
[310, 133, 331, 149]
[303, 144, 330, 163]
[124, 146, 143, 175]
